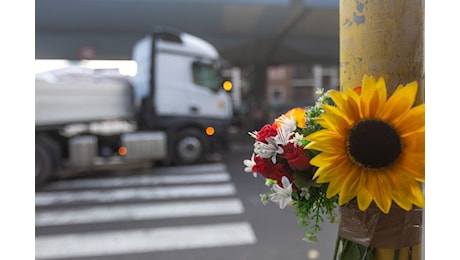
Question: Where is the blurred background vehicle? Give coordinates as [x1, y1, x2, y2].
[35, 28, 233, 187]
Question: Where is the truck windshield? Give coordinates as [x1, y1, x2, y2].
[192, 61, 221, 91]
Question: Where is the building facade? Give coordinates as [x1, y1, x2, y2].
[266, 64, 339, 121]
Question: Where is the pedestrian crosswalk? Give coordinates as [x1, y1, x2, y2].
[35, 163, 257, 259]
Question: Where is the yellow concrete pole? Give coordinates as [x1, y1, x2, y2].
[340, 0, 424, 105]
[339, 1, 424, 259]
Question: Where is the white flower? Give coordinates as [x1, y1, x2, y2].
[243, 153, 257, 177]
[275, 114, 297, 134]
[260, 193, 270, 205]
[248, 130, 258, 139]
[254, 137, 283, 164]
[274, 126, 293, 146]
[299, 187, 310, 200]
[291, 132, 305, 147]
[270, 176, 293, 209]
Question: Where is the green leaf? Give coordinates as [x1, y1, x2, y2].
[293, 170, 315, 188]
[333, 237, 376, 260]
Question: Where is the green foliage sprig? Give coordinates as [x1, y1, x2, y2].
[294, 88, 338, 242]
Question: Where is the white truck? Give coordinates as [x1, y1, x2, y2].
[35, 29, 233, 187]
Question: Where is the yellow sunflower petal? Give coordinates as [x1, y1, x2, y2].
[306, 129, 344, 143]
[402, 131, 425, 153]
[385, 170, 414, 211]
[329, 90, 360, 123]
[344, 86, 362, 119]
[392, 188, 414, 211]
[316, 166, 344, 183]
[395, 104, 425, 137]
[305, 129, 347, 153]
[409, 182, 425, 208]
[368, 88, 381, 118]
[345, 86, 361, 99]
[319, 113, 349, 136]
[399, 151, 425, 182]
[322, 104, 353, 126]
[326, 179, 343, 199]
[374, 77, 388, 116]
[356, 188, 373, 211]
[400, 131, 425, 181]
[305, 141, 329, 153]
[309, 152, 346, 168]
[361, 74, 376, 88]
[338, 166, 362, 205]
[305, 140, 342, 154]
[381, 81, 418, 123]
[359, 75, 377, 118]
[371, 172, 393, 213]
[312, 165, 328, 180]
[360, 75, 385, 118]
[311, 117, 329, 129]
[390, 173, 424, 211]
[392, 174, 425, 209]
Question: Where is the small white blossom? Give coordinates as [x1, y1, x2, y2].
[270, 176, 293, 209]
[299, 187, 311, 200]
[243, 153, 257, 177]
[315, 88, 324, 96]
[291, 132, 305, 147]
[248, 131, 258, 139]
[274, 126, 293, 146]
[254, 137, 283, 164]
[260, 193, 270, 205]
[275, 114, 297, 134]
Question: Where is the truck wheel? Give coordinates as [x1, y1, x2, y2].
[174, 128, 206, 165]
[35, 138, 55, 188]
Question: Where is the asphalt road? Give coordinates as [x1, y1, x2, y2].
[35, 132, 340, 260]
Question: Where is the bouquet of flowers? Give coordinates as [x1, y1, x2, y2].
[244, 88, 338, 243]
[243, 75, 425, 246]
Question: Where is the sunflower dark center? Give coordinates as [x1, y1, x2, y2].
[347, 119, 402, 169]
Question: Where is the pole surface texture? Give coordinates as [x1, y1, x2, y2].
[338, 0, 424, 259]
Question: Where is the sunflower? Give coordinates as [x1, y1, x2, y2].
[305, 75, 425, 213]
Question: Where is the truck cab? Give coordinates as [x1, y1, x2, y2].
[132, 28, 233, 164]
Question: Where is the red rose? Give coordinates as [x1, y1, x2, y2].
[281, 142, 310, 171]
[253, 155, 294, 188]
[256, 124, 277, 143]
[252, 155, 266, 174]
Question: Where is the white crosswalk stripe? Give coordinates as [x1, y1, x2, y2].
[36, 222, 256, 259]
[36, 198, 244, 226]
[36, 183, 236, 206]
[45, 172, 231, 190]
[35, 163, 257, 259]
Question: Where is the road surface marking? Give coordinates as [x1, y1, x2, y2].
[36, 198, 244, 226]
[35, 183, 236, 206]
[36, 222, 257, 259]
[46, 172, 231, 190]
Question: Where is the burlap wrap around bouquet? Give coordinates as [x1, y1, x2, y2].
[339, 202, 423, 248]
